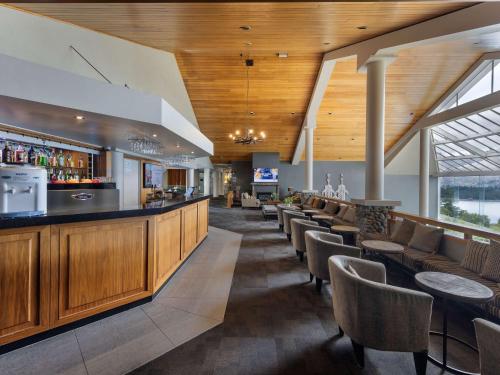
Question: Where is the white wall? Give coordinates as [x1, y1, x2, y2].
[0, 5, 198, 128]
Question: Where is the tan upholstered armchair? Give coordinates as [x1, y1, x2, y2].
[277, 204, 300, 231]
[328, 255, 433, 375]
[290, 219, 329, 263]
[241, 192, 260, 208]
[305, 231, 360, 293]
[282, 210, 306, 241]
[474, 318, 500, 375]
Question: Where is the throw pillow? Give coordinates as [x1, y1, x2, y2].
[461, 240, 490, 274]
[390, 219, 416, 246]
[480, 240, 500, 282]
[305, 195, 314, 205]
[312, 198, 323, 209]
[310, 197, 318, 207]
[342, 207, 356, 223]
[408, 223, 444, 253]
[336, 205, 348, 218]
[323, 201, 339, 215]
[347, 264, 360, 278]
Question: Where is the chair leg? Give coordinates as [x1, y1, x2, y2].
[413, 351, 428, 375]
[315, 278, 323, 293]
[351, 340, 364, 368]
[310, 273, 314, 282]
[287, 233, 291, 241]
[299, 252, 304, 262]
[338, 326, 344, 337]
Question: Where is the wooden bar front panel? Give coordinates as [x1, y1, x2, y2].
[154, 209, 182, 291]
[0, 226, 50, 345]
[197, 200, 209, 243]
[51, 218, 152, 326]
[182, 204, 198, 258]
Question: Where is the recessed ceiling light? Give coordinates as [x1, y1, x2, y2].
[244, 42, 252, 46]
[410, 112, 414, 116]
[277, 52, 288, 58]
[291, 112, 296, 115]
[240, 25, 252, 31]
[75, 115, 85, 120]
[152, 134, 157, 137]
[176, 143, 180, 148]
[328, 112, 333, 115]
[250, 111, 255, 115]
[323, 42, 331, 46]
[357, 25, 367, 30]
[191, 151, 195, 154]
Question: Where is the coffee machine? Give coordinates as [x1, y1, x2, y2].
[0, 164, 47, 216]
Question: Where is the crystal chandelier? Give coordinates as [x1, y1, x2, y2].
[229, 58, 266, 145]
[128, 137, 163, 155]
[162, 154, 195, 167]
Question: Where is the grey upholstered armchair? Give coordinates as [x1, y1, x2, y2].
[328, 255, 433, 375]
[290, 219, 329, 263]
[305, 231, 360, 293]
[277, 204, 300, 231]
[474, 318, 500, 375]
[283, 210, 306, 241]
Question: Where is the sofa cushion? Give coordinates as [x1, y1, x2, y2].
[304, 195, 314, 205]
[312, 198, 324, 209]
[461, 240, 490, 274]
[481, 240, 500, 283]
[401, 248, 433, 271]
[408, 223, 444, 253]
[390, 218, 416, 246]
[336, 205, 349, 218]
[323, 201, 339, 215]
[342, 207, 356, 223]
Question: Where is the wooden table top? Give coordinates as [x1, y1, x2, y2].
[312, 215, 334, 220]
[361, 240, 404, 254]
[415, 271, 494, 303]
[302, 209, 322, 214]
[331, 225, 360, 233]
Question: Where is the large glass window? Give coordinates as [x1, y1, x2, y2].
[440, 176, 500, 233]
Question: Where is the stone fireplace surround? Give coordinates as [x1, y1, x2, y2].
[251, 182, 279, 200]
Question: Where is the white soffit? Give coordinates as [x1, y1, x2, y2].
[0, 53, 213, 158]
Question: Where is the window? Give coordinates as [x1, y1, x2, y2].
[440, 176, 500, 233]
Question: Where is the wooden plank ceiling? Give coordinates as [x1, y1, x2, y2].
[10, 2, 476, 163]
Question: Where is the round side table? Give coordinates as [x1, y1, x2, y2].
[331, 225, 360, 246]
[415, 271, 494, 375]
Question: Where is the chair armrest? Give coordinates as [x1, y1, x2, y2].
[347, 257, 386, 284]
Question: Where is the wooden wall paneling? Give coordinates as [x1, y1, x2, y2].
[167, 169, 186, 186]
[182, 204, 198, 258]
[50, 217, 151, 326]
[197, 199, 209, 243]
[153, 209, 182, 292]
[0, 226, 50, 345]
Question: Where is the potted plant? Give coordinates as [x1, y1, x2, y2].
[283, 196, 294, 206]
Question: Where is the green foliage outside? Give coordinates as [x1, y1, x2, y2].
[440, 198, 491, 227]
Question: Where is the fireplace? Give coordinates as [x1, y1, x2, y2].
[257, 192, 273, 201]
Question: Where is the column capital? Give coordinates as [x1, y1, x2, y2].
[359, 54, 397, 72]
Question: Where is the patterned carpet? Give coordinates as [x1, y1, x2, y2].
[131, 198, 479, 375]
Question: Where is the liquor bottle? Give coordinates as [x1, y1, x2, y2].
[66, 151, 72, 168]
[78, 156, 84, 168]
[28, 146, 35, 165]
[14, 144, 23, 163]
[57, 169, 64, 181]
[50, 149, 57, 167]
[74, 169, 79, 182]
[58, 149, 65, 167]
[4, 143, 12, 163]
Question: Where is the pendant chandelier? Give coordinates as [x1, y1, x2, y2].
[128, 136, 163, 155]
[229, 58, 266, 144]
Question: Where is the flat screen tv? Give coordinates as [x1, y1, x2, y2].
[254, 168, 278, 183]
[143, 163, 164, 188]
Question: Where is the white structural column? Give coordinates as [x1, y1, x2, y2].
[186, 168, 195, 188]
[212, 169, 218, 198]
[419, 128, 430, 216]
[364, 56, 394, 200]
[304, 125, 314, 191]
[203, 168, 211, 195]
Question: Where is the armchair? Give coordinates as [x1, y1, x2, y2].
[241, 192, 260, 208]
[328, 255, 433, 375]
[474, 318, 500, 375]
[290, 219, 329, 263]
[283, 210, 306, 241]
[277, 204, 300, 231]
[305, 231, 360, 293]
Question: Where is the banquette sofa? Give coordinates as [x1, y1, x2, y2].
[300, 196, 358, 227]
[383, 218, 500, 320]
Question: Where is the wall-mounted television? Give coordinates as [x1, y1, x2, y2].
[254, 168, 278, 183]
[143, 163, 164, 188]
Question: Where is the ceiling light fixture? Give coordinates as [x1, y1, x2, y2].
[291, 112, 296, 115]
[328, 112, 333, 115]
[229, 59, 266, 145]
[277, 52, 288, 58]
[152, 134, 157, 137]
[75, 115, 85, 120]
[176, 143, 180, 148]
[357, 25, 367, 30]
[240, 25, 252, 31]
[323, 42, 331, 46]
[244, 42, 252, 46]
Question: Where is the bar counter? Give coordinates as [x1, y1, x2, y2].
[0, 195, 210, 347]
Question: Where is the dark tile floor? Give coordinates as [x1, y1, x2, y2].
[131, 199, 480, 375]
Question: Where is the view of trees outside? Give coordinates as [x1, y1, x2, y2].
[440, 176, 500, 233]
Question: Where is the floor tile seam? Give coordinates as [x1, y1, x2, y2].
[151, 298, 229, 322]
[73, 330, 90, 375]
[140, 307, 176, 347]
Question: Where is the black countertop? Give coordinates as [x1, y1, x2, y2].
[0, 195, 210, 229]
